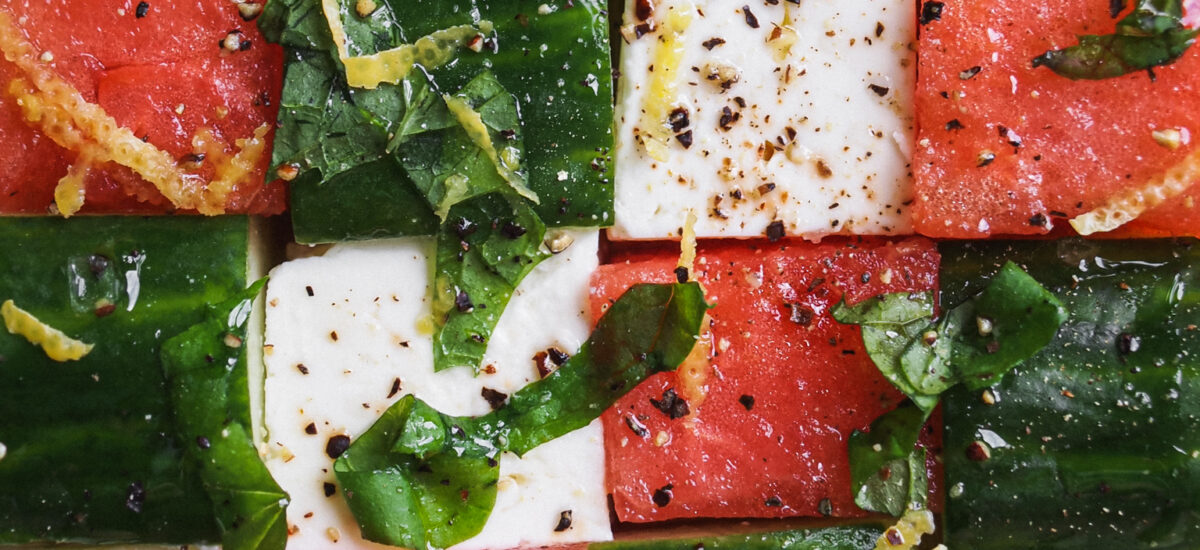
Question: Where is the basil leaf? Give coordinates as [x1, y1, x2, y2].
[258, 0, 333, 51]
[432, 194, 549, 372]
[394, 71, 534, 220]
[335, 282, 708, 548]
[835, 262, 1067, 516]
[270, 50, 390, 180]
[1033, 0, 1198, 79]
[832, 292, 940, 411]
[160, 280, 289, 550]
[834, 262, 1067, 406]
[846, 401, 931, 517]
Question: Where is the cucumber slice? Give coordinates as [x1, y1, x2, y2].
[273, 0, 614, 243]
[0, 216, 250, 545]
[941, 238, 1200, 549]
[588, 525, 884, 549]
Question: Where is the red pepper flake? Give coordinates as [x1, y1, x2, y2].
[634, 0, 654, 21]
[742, 5, 759, 28]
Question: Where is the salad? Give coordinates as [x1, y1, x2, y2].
[0, 0, 1197, 549]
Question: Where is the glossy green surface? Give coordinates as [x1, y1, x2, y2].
[273, 0, 614, 242]
[335, 282, 708, 549]
[942, 238, 1200, 549]
[588, 525, 884, 550]
[0, 216, 249, 545]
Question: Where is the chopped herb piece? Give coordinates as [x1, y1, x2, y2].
[1032, 0, 1198, 79]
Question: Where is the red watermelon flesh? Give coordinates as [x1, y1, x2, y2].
[913, 0, 1200, 238]
[592, 238, 942, 522]
[0, 0, 285, 215]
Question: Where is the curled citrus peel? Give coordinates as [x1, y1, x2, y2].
[321, 0, 488, 90]
[2, 299, 93, 362]
[1070, 145, 1200, 235]
[0, 9, 271, 215]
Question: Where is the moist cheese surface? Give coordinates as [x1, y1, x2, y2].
[262, 231, 609, 550]
[612, 0, 916, 240]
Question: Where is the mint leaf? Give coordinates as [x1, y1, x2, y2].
[334, 283, 708, 548]
[160, 280, 289, 550]
[1033, 0, 1198, 79]
[847, 401, 930, 517]
[431, 195, 549, 373]
[834, 262, 1068, 515]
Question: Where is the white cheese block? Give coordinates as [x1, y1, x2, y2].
[261, 231, 609, 550]
[611, 0, 916, 240]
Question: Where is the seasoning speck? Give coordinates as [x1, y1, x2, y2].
[650, 388, 690, 419]
[742, 5, 759, 28]
[481, 387, 509, 410]
[738, 394, 755, 410]
[959, 66, 982, 80]
[554, 510, 573, 532]
[135, 1, 150, 18]
[196, 436, 211, 450]
[325, 435, 351, 459]
[766, 220, 785, 243]
[652, 484, 673, 507]
[323, 482, 337, 497]
[919, 1, 944, 25]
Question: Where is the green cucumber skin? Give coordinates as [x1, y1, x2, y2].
[289, 0, 614, 243]
[941, 239, 1200, 549]
[588, 525, 883, 550]
[0, 216, 249, 545]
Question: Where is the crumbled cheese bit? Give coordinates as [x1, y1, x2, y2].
[2, 299, 94, 362]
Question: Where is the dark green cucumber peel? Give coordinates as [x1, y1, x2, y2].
[161, 280, 289, 550]
[334, 282, 708, 549]
[941, 239, 1200, 549]
[261, 0, 614, 243]
[0, 217, 249, 544]
[1033, 0, 1197, 79]
[833, 263, 1068, 517]
[587, 525, 885, 550]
